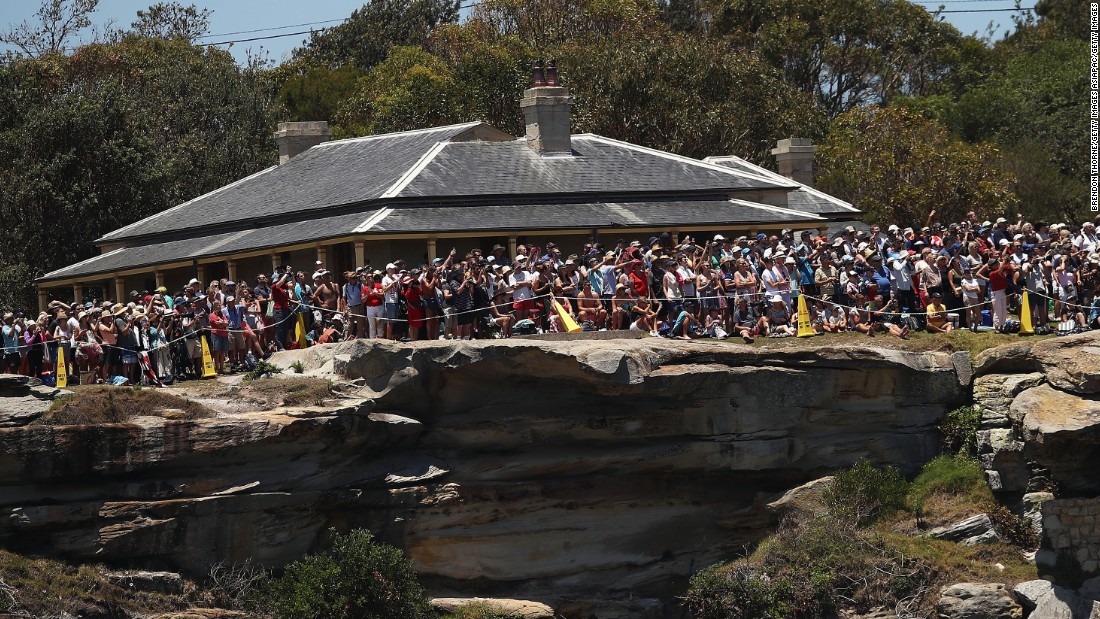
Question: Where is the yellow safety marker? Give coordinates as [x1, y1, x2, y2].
[56, 346, 68, 388]
[551, 298, 582, 333]
[1020, 291, 1034, 335]
[201, 336, 216, 378]
[796, 295, 816, 338]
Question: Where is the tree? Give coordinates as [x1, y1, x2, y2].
[665, 0, 971, 118]
[817, 106, 1017, 225]
[131, 2, 212, 41]
[1, 0, 99, 57]
[561, 31, 826, 161]
[295, 0, 461, 71]
[0, 36, 281, 304]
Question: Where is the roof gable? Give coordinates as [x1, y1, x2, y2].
[703, 155, 858, 215]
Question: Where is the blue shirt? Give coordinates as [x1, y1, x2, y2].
[344, 282, 363, 306]
[2, 325, 21, 355]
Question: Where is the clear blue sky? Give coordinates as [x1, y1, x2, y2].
[0, 0, 1029, 64]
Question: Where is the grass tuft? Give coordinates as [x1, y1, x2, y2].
[41, 385, 214, 425]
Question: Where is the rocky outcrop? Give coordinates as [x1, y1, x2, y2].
[929, 514, 999, 546]
[0, 373, 68, 427]
[973, 331, 1100, 586]
[0, 339, 969, 616]
[936, 582, 1023, 618]
[432, 597, 555, 618]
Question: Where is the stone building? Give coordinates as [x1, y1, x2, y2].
[35, 70, 859, 308]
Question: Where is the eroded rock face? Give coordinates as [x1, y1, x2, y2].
[0, 340, 968, 616]
[936, 582, 1022, 619]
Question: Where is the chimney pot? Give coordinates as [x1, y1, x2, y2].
[544, 59, 559, 86]
[275, 121, 332, 164]
[531, 59, 545, 87]
[771, 137, 817, 187]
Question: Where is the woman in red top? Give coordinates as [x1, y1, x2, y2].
[403, 277, 424, 341]
[627, 259, 648, 299]
[208, 299, 229, 374]
[979, 259, 1009, 329]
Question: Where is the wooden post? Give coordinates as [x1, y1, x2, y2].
[354, 241, 366, 269]
[270, 253, 280, 274]
[316, 245, 328, 270]
[73, 284, 83, 306]
[508, 236, 518, 259]
[195, 265, 206, 287]
[37, 288, 48, 313]
[114, 277, 126, 303]
[427, 237, 437, 262]
[154, 271, 165, 290]
[227, 260, 238, 282]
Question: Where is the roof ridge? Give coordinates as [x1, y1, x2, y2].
[315, 121, 484, 148]
[575, 135, 798, 189]
[383, 141, 449, 198]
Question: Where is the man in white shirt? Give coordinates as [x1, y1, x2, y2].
[509, 256, 535, 319]
[1075, 222, 1098, 255]
[381, 263, 401, 340]
[761, 254, 791, 308]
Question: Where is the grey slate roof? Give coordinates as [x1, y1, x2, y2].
[703, 156, 858, 216]
[98, 125, 795, 244]
[42, 199, 821, 282]
[99, 123, 489, 243]
[398, 136, 792, 198]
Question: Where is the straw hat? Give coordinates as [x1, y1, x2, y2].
[111, 303, 127, 316]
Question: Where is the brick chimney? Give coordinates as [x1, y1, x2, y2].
[275, 121, 332, 164]
[520, 60, 572, 156]
[771, 138, 816, 187]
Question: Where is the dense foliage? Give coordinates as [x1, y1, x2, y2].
[686, 457, 1036, 619]
[0, 0, 1087, 307]
[263, 528, 433, 619]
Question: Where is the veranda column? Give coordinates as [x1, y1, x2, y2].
[354, 241, 366, 269]
[508, 236, 517, 259]
[113, 277, 126, 303]
[73, 284, 83, 306]
[316, 245, 328, 270]
[427, 237, 437, 262]
[154, 271, 165, 290]
[195, 265, 206, 287]
[226, 260, 238, 283]
[37, 288, 47, 313]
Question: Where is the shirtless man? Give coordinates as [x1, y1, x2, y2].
[576, 280, 607, 328]
[311, 271, 339, 324]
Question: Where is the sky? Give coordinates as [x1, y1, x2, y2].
[0, 0, 1031, 65]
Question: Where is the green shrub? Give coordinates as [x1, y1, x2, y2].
[686, 562, 796, 619]
[290, 360, 305, 374]
[243, 360, 283, 381]
[686, 518, 929, 619]
[908, 455, 990, 514]
[824, 459, 909, 526]
[939, 406, 982, 457]
[989, 505, 1040, 549]
[263, 529, 431, 619]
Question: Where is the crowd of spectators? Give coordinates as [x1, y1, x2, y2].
[3, 211, 1099, 385]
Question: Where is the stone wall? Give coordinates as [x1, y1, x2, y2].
[1043, 497, 1100, 573]
[972, 331, 1100, 581]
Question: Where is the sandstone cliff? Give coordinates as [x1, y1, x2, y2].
[0, 339, 970, 616]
